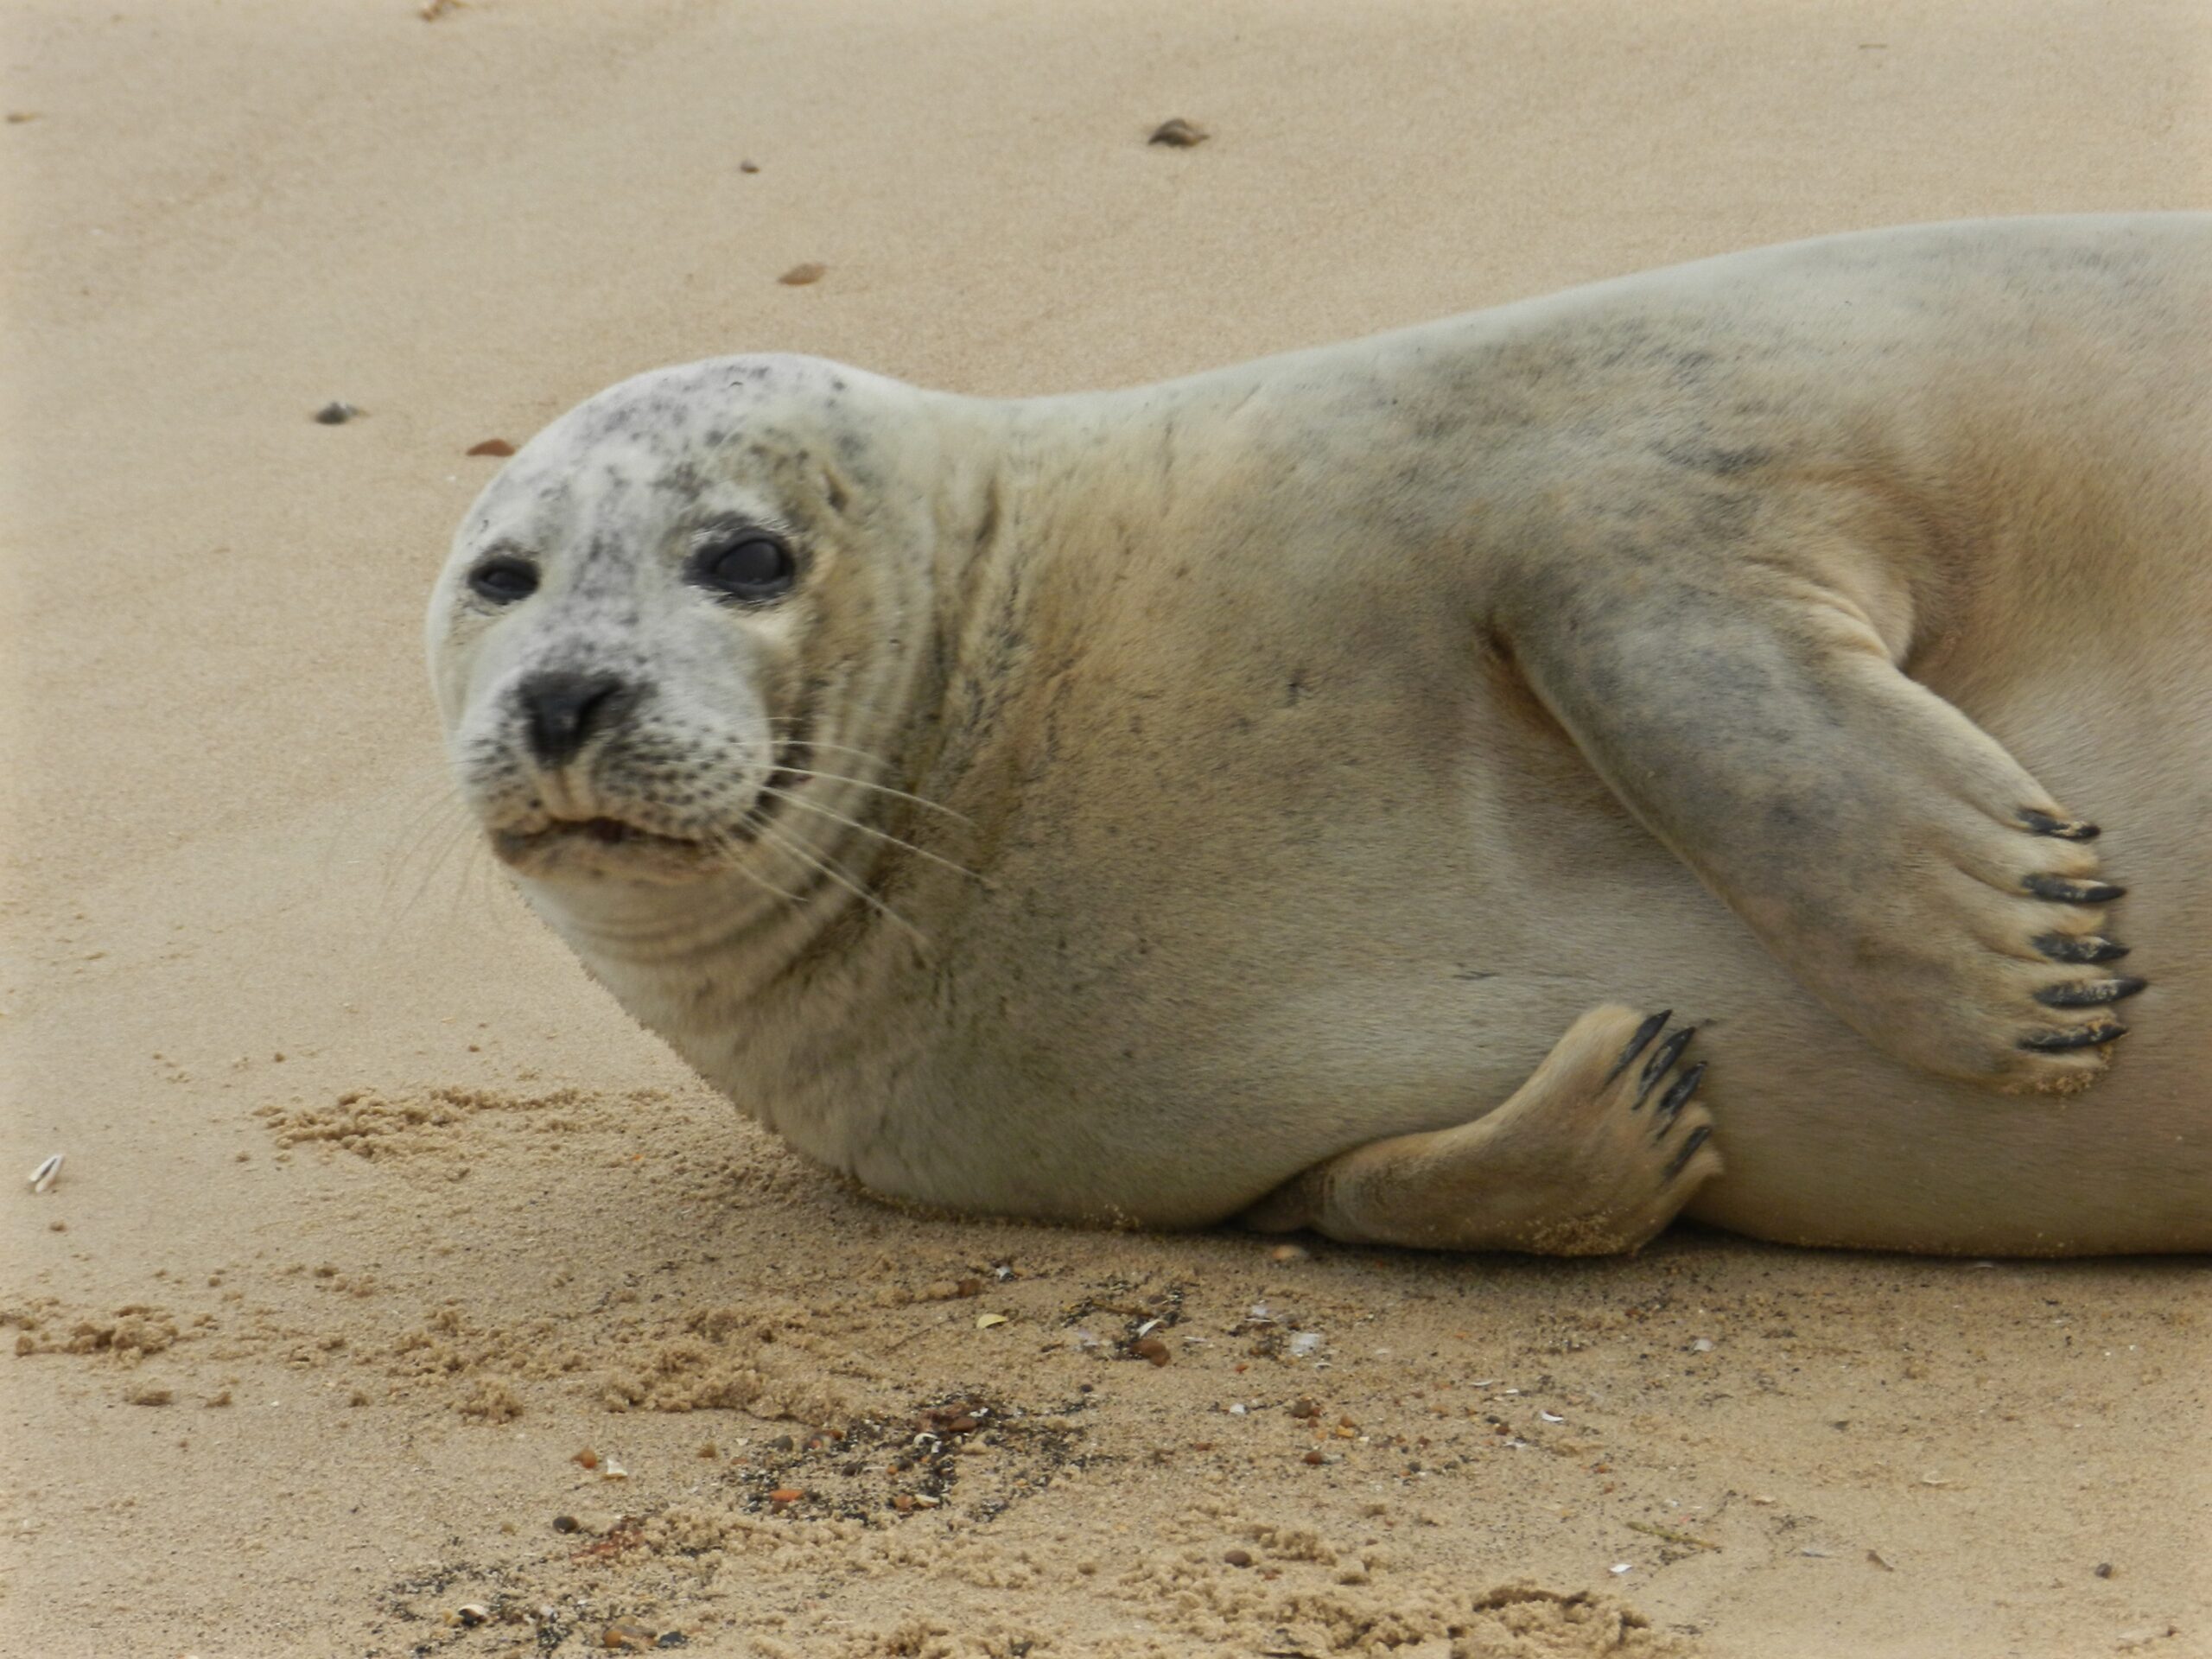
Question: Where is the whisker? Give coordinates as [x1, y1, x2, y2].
[758, 724, 909, 771]
[758, 785, 984, 881]
[371, 783, 517, 955]
[383, 788, 474, 902]
[782, 767, 973, 825]
[751, 818, 929, 948]
[700, 828, 810, 904]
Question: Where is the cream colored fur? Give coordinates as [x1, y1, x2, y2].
[429, 215, 2210, 1255]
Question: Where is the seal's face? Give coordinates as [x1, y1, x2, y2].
[427, 355, 938, 892]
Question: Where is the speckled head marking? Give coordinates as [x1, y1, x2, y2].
[427, 353, 959, 903]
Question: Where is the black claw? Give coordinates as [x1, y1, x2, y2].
[1664, 1125, 1713, 1180]
[2023, 873, 2126, 906]
[1635, 1027, 1696, 1107]
[2018, 808, 2101, 841]
[2021, 1021, 2129, 1052]
[1655, 1062, 1707, 1131]
[2034, 932, 2131, 965]
[1604, 1010, 1673, 1084]
[2034, 976, 2148, 1008]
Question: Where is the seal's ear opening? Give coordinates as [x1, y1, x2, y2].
[817, 461, 851, 517]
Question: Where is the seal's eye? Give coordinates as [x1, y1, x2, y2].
[691, 534, 796, 603]
[468, 556, 539, 605]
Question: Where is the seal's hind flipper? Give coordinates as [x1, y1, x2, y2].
[1241, 1005, 1721, 1255]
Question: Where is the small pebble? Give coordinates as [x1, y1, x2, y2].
[467, 438, 516, 457]
[778, 263, 827, 286]
[2094, 1561, 2116, 1579]
[574, 1447, 600, 1471]
[602, 1623, 654, 1652]
[1147, 118, 1208, 147]
[1134, 1336, 1171, 1366]
[1268, 1243, 1308, 1263]
[1224, 1548, 1253, 1567]
[739, 160, 760, 174]
[312, 401, 360, 425]
[767, 1487, 804, 1504]
[1301, 1449, 1326, 1465]
[1288, 1397, 1320, 1420]
[552, 1514, 580, 1533]
[456, 1604, 490, 1627]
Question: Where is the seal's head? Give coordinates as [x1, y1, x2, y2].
[427, 354, 953, 893]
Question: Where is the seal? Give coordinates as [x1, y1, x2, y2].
[429, 213, 2211, 1255]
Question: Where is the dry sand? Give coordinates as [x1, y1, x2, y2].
[3, 2, 2209, 1654]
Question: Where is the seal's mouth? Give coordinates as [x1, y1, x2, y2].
[563, 816, 690, 849]
[490, 813, 719, 880]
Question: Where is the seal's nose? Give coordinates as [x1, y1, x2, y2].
[516, 671, 630, 768]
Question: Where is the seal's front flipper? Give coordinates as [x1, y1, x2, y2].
[1242, 1006, 1720, 1254]
[1500, 568, 2141, 1091]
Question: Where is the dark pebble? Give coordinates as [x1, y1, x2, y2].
[1147, 118, 1208, 147]
[552, 1514, 580, 1534]
[312, 401, 360, 425]
[1224, 1548, 1254, 1567]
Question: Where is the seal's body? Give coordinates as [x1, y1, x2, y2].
[430, 215, 2211, 1255]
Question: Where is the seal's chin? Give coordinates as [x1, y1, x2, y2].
[490, 815, 725, 885]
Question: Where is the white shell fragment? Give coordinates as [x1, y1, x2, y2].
[29, 1154, 61, 1194]
[1610, 1562, 1632, 1575]
[1540, 1411, 1566, 1423]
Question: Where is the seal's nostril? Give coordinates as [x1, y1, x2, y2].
[517, 671, 629, 767]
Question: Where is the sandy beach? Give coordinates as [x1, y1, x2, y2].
[3, 2, 2208, 1654]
